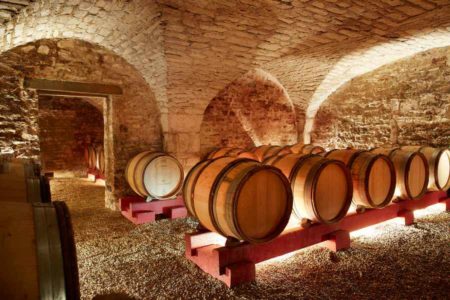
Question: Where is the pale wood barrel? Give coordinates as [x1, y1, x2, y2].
[401, 146, 450, 191]
[95, 146, 105, 173]
[290, 143, 325, 155]
[0, 201, 79, 300]
[183, 159, 211, 216]
[184, 157, 293, 243]
[325, 149, 396, 208]
[87, 146, 96, 169]
[252, 145, 284, 161]
[371, 148, 429, 200]
[125, 152, 184, 199]
[207, 147, 247, 159]
[265, 153, 352, 223]
[236, 151, 259, 161]
[207, 147, 234, 159]
[0, 159, 50, 203]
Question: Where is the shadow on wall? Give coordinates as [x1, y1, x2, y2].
[311, 46, 450, 149]
[199, 69, 297, 158]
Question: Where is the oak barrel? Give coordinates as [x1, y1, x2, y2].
[183, 157, 293, 243]
[236, 151, 259, 161]
[95, 146, 105, 174]
[0, 159, 50, 203]
[0, 201, 79, 300]
[265, 153, 352, 223]
[290, 143, 325, 155]
[125, 152, 184, 199]
[252, 145, 287, 161]
[207, 147, 250, 159]
[325, 149, 396, 208]
[87, 146, 96, 169]
[371, 148, 429, 200]
[401, 146, 450, 191]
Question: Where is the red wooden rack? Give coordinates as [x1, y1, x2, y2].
[120, 195, 187, 224]
[185, 191, 449, 287]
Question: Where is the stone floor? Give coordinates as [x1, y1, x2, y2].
[50, 178, 450, 300]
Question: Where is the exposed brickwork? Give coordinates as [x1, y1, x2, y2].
[0, 39, 162, 209]
[200, 69, 298, 158]
[0, 1, 449, 209]
[38, 96, 104, 176]
[312, 47, 450, 149]
[0, 0, 167, 116]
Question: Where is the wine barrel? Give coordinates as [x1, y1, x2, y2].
[236, 151, 259, 161]
[325, 149, 395, 208]
[95, 146, 105, 174]
[125, 152, 184, 199]
[0, 159, 49, 203]
[401, 146, 450, 191]
[207, 147, 247, 159]
[371, 148, 428, 200]
[0, 201, 79, 300]
[252, 145, 284, 161]
[290, 143, 325, 155]
[265, 153, 352, 223]
[87, 146, 96, 169]
[183, 157, 293, 243]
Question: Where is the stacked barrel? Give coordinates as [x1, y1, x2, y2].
[125, 152, 184, 200]
[190, 143, 449, 244]
[84, 144, 105, 175]
[183, 157, 293, 243]
[0, 158, 79, 299]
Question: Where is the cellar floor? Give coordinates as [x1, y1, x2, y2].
[50, 178, 450, 300]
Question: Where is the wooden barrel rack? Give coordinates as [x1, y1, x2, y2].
[119, 195, 187, 225]
[185, 191, 449, 287]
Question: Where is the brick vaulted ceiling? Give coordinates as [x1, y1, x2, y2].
[0, 0, 449, 138]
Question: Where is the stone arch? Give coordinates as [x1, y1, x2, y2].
[304, 30, 450, 143]
[311, 46, 450, 149]
[0, 0, 167, 118]
[0, 38, 163, 209]
[199, 68, 297, 158]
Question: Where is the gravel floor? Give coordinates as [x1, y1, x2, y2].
[50, 178, 450, 300]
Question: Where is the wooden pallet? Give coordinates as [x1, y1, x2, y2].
[120, 195, 187, 224]
[185, 191, 449, 287]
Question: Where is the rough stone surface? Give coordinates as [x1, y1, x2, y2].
[38, 96, 104, 176]
[313, 46, 450, 149]
[52, 178, 450, 300]
[0, 39, 162, 208]
[0, 1, 449, 208]
[200, 69, 298, 158]
[1, 0, 449, 162]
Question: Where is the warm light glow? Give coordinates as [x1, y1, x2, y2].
[87, 173, 96, 182]
[350, 219, 402, 238]
[262, 249, 300, 264]
[413, 203, 446, 218]
[394, 187, 402, 198]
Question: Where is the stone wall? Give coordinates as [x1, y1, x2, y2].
[312, 46, 450, 149]
[200, 69, 297, 158]
[0, 39, 162, 209]
[38, 96, 104, 176]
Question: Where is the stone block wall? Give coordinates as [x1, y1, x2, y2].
[38, 96, 104, 176]
[312, 46, 450, 149]
[0, 39, 162, 209]
[200, 69, 298, 158]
